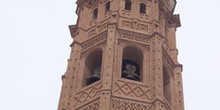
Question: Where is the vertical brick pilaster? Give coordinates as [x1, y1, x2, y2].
[151, 34, 164, 110]
[173, 65, 184, 110]
[58, 44, 82, 110]
[100, 24, 117, 110]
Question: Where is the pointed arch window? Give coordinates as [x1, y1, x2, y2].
[125, 0, 132, 11]
[121, 46, 143, 81]
[105, 1, 110, 13]
[139, 3, 146, 14]
[93, 8, 98, 19]
[83, 50, 103, 86]
[163, 67, 172, 105]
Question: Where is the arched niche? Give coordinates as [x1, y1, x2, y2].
[83, 50, 103, 87]
[163, 66, 172, 105]
[93, 8, 98, 19]
[121, 46, 143, 81]
[139, 3, 146, 14]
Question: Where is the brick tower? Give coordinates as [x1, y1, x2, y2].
[58, 0, 184, 110]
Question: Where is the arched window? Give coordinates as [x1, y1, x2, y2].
[125, 0, 132, 11]
[139, 3, 146, 14]
[105, 2, 110, 12]
[121, 46, 143, 81]
[93, 8, 98, 19]
[163, 67, 172, 104]
[83, 50, 102, 86]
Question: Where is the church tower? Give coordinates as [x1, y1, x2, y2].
[58, 0, 184, 110]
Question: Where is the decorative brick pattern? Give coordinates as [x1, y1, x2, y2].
[112, 98, 153, 110]
[81, 33, 107, 51]
[122, 20, 133, 29]
[152, 101, 170, 110]
[73, 82, 102, 108]
[85, 0, 99, 6]
[118, 39, 150, 51]
[77, 100, 100, 110]
[162, 48, 175, 68]
[121, 20, 150, 32]
[118, 31, 150, 44]
[88, 28, 97, 37]
[58, 0, 184, 110]
[113, 80, 152, 101]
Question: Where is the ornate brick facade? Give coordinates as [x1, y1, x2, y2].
[58, 0, 184, 110]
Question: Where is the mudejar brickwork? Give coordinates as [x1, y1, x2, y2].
[58, 0, 184, 110]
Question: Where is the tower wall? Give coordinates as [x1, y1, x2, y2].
[58, 0, 184, 110]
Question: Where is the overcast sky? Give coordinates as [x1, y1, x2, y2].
[1, 0, 220, 110]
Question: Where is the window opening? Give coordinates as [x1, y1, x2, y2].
[125, 0, 132, 11]
[84, 50, 102, 86]
[163, 67, 172, 105]
[93, 8, 98, 19]
[121, 46, 143, 81]
[140, 3, 146, 14]
[105, 2, 110, 12]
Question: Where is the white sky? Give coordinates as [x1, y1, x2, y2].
[1, 0, 220, 110]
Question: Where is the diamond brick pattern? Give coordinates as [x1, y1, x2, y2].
[112, 98, 152, 110]
[73, 82, 102, 108]
[77, 100, 100, 110]
[113, 80, 152, 101]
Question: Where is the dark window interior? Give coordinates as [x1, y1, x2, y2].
[125, 0, 131, 11]
[105, 2, 110, 12]
[84, 50, 102, 86]
[163, 67, 172, 105]
[121, 46, 143, 82]
[121, 59, 140, 81]
[93, 8, 98, 19]
[140, 3, 146, 14]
